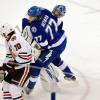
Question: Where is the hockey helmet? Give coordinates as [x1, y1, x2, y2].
[0, 23, 14, 36]
[28, 6, 42, 16]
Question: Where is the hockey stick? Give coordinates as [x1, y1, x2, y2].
[15, 25, 22, 33]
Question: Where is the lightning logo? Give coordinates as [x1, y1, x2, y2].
[43, 50, 53, 62]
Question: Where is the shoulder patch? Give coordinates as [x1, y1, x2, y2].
[31, 27, 37, 33]
[11, 36, 16, 41]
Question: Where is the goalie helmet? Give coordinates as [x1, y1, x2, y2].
[28, 6, 42, 16]
[0, 23, 14, 36]
[53, 5, 66, 16]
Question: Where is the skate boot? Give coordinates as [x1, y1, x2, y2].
[63, 65, 76, 81]
[64, 73, 76, 81]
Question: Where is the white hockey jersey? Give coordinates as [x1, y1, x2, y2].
[4, 32, 33, 69]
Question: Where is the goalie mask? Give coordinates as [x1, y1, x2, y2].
[52, 5, 66, 18]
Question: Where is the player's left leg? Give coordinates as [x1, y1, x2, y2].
[9, 84, 24, 100]
[3, 81, 24, 100]
[24, 64, 40, 95]
[3, 65, 31, 99]
[2, 81, 13, 100]
[2, 80, 24, 100]
[52, 58, 76, 81]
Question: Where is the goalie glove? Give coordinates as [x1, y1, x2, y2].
[31, 40, 41, 50]
[31, 40, 41, 61]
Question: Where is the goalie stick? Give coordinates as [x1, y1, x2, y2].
[15, 25, 22, 33]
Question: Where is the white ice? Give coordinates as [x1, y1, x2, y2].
[0, 0, 100, 100]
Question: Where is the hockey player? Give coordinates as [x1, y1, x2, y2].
[0, 23, 33, 100]
[22, 5, 76, 94]
[39, 5, 76, 80]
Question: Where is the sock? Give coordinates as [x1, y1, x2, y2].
[58, 61, 73, 77]
[27, 64, 41, 89]
[3, 91, 12, 100]
[27, 76, 37, 89]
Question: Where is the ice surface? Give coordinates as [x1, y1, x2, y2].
[0, 0, 100, 100]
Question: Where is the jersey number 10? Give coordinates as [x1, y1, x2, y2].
[14, 43, 21, 51]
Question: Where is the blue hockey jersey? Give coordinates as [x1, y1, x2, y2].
[22, 9, 66, 50]
[41, 8, 65, 34]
